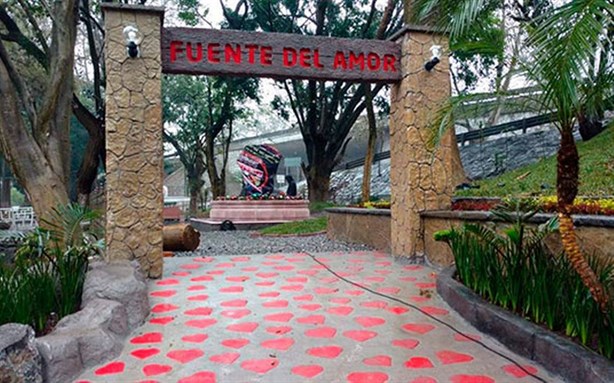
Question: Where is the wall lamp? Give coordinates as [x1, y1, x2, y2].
[424, 45, 442, 71]
[123, 26, 143, 58]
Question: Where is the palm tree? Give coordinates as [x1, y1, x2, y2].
[411, 0, 613, 311]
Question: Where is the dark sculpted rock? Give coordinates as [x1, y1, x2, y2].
[0, 323, 43, 383]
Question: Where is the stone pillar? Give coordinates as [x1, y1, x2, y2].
[389, 26, 465, 259]
[102, 4, 165, 278]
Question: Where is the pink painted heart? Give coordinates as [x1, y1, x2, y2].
[387, 306, 410, 315]
[221, 338, 249, 349]
[143, 364, 172, 376]
[305, 327, 337, 338]
[221, 309, 251, 319]
[404, 265, 423, 271]
[319, 277, 339, 283]
[194, 257, 214, 263]
[261, 338, 294, 350]
[293, 294, 314, 301]
[366, 276, 385, 283]
[436, 350, 474, 365]
[240, 358, 279, 374]
[216, 262, 235, 268]
[185, 307, 213, 316]
[363, 355, 392, 367]
[150, 290, 176, 298]
[291, 365, 324, 378]
[220, 286, 243, 293]
[227, 322, 259, 333]
[232, 256, 250, 262]
[131, 348, 160, 360]
[167, 349, 204, 364]
[299, 304, 322, 311]
[377, 287, 400, 295]
[188, 294, 209, 301]
[156, 278, 179, 286]
[297, 269, 318, 276]
[255, 281, 275, 286]
[421, 306, 449, 316]
[210, 352, 240, 364]
[345, 289, 365, 296]
[185, 318, 217, 329]
[264, 312, 294, 322]
[454, 333, 482, 342]
[177, 371, 216, 383]
[94, 361, 125, 375]
[207, 270, 225, 275]
[296, 315, 325, 325]
[131, 332, 162, 344]
[191, 275, 214, 282]
[182, 334, 208, 343]
[361, 300, 388, 309]
[221, 299, 247, 307]
[392, 339, 420, 349]
[327, 306, 354, 316]
[410, 296, 430, 303]
[404, 357, 434, 369]
[188, 285, 205, 291]
[401, 276, 418, 282]
[151, 303, 178, 313]
[415, 282, 436, 289]
[181, 263, 201, 270]
[355, 316, 386, 327]
[502, 364, 539, 378]
[409, 378, 437, 383]
[263, 300, 289, 308]
[375, 261, 392, 266]
[402, 323, 436, 335]
[330, 297, 351, 304]
[343, 330, 378, 342]
[314, 287, 337, 294]
[307, 345, 343, 358]
[256, 272, 279, 278]
[347, 372, 389, 383]
[266, 254, 284, 259]
[149, 316, 174, 325]
[280, 284, 304, 291]
[287, 277, 308, 283]
[242, 266, 258, 271]
[226, 276, 249, 282]
[274, 265, 294, 271]
[260, 292, 280, 298]
[450, 375, 495, 383]
[266, 326, 293, 335]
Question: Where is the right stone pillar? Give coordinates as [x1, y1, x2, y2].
[389, 27, 466, 259]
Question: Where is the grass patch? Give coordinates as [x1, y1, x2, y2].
[260, 216, 327, 235]
[456, 126, 614, 197]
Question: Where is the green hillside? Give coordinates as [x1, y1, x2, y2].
[456, 126, 614, 198]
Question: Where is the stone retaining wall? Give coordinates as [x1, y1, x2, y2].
[326, 208, 391, 251]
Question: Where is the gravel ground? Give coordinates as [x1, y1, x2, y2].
[176, 231, 373, 256]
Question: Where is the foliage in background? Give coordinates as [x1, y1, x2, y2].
[456, 125, 614, 197]
[0, 204, 103, 334]
[259, 217, 327, 236]
[435, 205, 614, 359]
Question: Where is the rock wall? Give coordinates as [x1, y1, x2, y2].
[389, 29, 465, 259]
[103, 4, 165, 278]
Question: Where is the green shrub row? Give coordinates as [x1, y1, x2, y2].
[435, 208, 614, 359]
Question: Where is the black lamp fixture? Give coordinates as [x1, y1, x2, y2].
[123, 25, 143, 58]
[424, 45, 442, 71]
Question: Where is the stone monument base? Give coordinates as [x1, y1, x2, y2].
[191, 200, 310, 231]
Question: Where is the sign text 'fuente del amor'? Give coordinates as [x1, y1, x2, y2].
[162, 28, 401, 83]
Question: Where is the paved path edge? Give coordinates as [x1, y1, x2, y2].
[437, 266, 614, 383]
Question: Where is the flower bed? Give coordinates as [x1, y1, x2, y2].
[452, 196, 614, 216]
[216, 193, 303, 201]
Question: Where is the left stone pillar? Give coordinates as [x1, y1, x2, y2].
[103, 4, 165, 278]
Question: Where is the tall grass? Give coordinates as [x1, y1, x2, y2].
[436, 207, 614, 359]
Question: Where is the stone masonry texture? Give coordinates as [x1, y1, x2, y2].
[389, 30, 466, 259]
[103, 5, 165, 278]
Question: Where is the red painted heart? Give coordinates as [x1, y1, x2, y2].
[221, 309, 251, 319]
[450, 375, 495, 383]
[156, 278, 179, 286]
[307, 346, 343, 358]
[167, 349, 204, 364]
[187, 285, 205, 291]
[232, 256, 250, 262]
[293, 294, 314, 301]
[347, 372, 389, 383]
[261, 338, 294, 351]
[345, 290, 365, 296]
[402, 323, 436, 335]
[280, 284, 304, 291]
[221, 299, 248, 307]
[387, 306, 410, 315]
[256, 272, 279, 278]
[392, 339, 420, 349]
[409, 378, 437, 383]
[363, 355, 392, 366]
[151, 304, 178, 313]
[404, 357, 434, 369]
[360, 301, 388, 309]
[94, 361, 125, 375]
[182, 334, 208, 343]
[220, 286, 244, 293]
[142, 364, 172, 376]
[177, 371, 216, 383]
[227, 322, 259, 333]
[181, 263, 201, 270]
[210, 352, 240, 364]
[149, 316, 174, 325]
[274, 265, 294, 271]
[287, 277, 308, 283]
[185, 319, 217, 329]
[194, 257, 214, 263]
[454, 333, 482, 342]
[415, 282, 436, 289]
[240, 358, 279, 374]
[327, 306, 354, 316]
[421, 306, 449, 316]
[502, 364, 538, 378]
[260, 292, 280, 298]
[191, 275, 214, 282]
[377, 287, 400, 295]
[150, 290, 176, 298]
[264, 312, 294, 322]
[314, 287, 337, 294]
[255, 281, 275, 286]
[355, 316, 386, 327]
[266, 326, 292, 335]
[330, 297, 351, 304]
[263, 300, 289, 308]
[131, 348, 160, 360]
[188, 294, 209, 301]
[216, 262, 235, 268]
[184, 307, 213, 316]
[299, 304, 322, 311]
[436, 350, 474, 365]
[291, 365, 324, 378]
[131, 332, 162, 344]
[221, 338, 249, 349]
[410, 296, 430, 303]
[226, 276, 249, 282]
[305, 327, 337, 338]
[296, 315, 325, 325]
[343, 330, 378, 342]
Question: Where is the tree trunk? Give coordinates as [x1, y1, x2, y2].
[73, 96, 105, 204]
[362, 85, 377, 203]
[306, 164, 332, 202]
[0, 156, 10, 208]
[577, 112, 605, 141]
[163, 223, 200, 251]
[557, 128, 609, 312]
[205, 139, 226, 199]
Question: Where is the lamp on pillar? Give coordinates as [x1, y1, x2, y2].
[424, 45, 442, 71]
[123, 25, 143, 58]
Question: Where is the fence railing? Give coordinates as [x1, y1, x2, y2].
[0, 207, 37, 231]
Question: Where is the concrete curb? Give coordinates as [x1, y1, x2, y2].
[437, 266, 614, 383]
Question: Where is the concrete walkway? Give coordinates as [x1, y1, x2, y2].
[76, 251, 563, 383]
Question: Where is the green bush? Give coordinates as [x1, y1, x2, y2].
[0, 204, 103, 334]
[436, 206, 614, 359]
